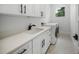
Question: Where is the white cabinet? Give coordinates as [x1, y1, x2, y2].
[39, 4, 46, 17]
[0, 4, 27, 15]
[11, 29, 51, 54]
[33, 29, 51, 54]
[24, 4, 39, 17]
[41, 30, 51, 54]
[11, 41, 32, 54]
[24, 4, 35, 16]
[25, 4, 41, 17]
[0, 4, 21, 15]
[41, 35, 47, 54]
[45, 30, 51, 50]
[33, 35, 42, 54]
[33, 4, 41, 17]
[0, 4, 45, 17]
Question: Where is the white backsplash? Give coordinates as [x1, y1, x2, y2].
[0, 14, 45, 39]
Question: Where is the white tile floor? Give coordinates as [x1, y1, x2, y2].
[47, 34, 75, 54]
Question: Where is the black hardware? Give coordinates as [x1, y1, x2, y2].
[28, 24, 36, 30]
[24, 5, 26, 14]
[41, 11, 43, 17]
[73, 34, 78, 41]
[20, 4, 23, 13]
[41, 22, 45, 26]
[55, 25, 59, 38]
[18, 49, 27, 54]
[42, 40, 43, 48]
[42, 39, 45, 48]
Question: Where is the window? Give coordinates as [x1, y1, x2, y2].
[56, 7, 65, 17]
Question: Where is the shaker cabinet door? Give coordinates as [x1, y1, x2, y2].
[0, 4, 20, 15]
[25, 4, 41, 17]
[33, 35, 42, 54]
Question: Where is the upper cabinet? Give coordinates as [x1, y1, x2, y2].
[0, 4, 21, 15]
[39, 4, 46, 17]
[0, 4, 46, 17]
[25, 4, 40, 17]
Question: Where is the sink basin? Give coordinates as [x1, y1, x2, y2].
[25, 28, 43, 34]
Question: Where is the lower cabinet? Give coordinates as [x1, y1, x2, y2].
[11, 41, 33, 54]
[10, 29, 51, 54]
[33, 29, 51, 54]
[33, 35, 42, 54]
[41, 30, 51, 54]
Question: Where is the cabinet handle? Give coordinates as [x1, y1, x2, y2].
[20, 4, 23, 13]
[42, 39, 45, 48]
[42, 41, 43, 48]
[41, 11, 43, 17]
[17, 49, 27, 54]
[24, 5, 26, 14]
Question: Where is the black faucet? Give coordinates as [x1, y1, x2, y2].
[28, 24, 36, 30]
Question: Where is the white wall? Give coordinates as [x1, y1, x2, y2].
[0, 14, 45, 39]
[50, 4, 71, 34]
[77, 5, 79, 35]
[0, 5, 50, 39]
[70, 4, 78, 36]
[70, 5, 79, 53]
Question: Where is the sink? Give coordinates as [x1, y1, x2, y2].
[25, 28, 43, 34]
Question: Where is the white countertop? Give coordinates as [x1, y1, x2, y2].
[45, 23, 58, 25]
[0, 26, 50, 54]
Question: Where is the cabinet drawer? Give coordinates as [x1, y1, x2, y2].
[12, 41, 32, 54]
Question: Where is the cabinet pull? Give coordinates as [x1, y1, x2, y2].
[20, 4, 23, 13]
[24, 5, 26, 14]
[42, 39, 45, 48]
[41, 11, 43, 17]
[17, 49, 27, 54]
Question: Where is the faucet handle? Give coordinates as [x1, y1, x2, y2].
[28, 23, 36, 27]
[32, 24, 36, 26]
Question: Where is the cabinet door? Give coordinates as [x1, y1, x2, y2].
[11, 41, 32, 54]
[41, 38, 46, 54]
[46, 30, 51, 47]
[34, 4, 41, 17]
[41, 30, 51, 54]
[25, 4, 35, 16]
[25, 4, 41, 17]
[39, 4, 46, 17]
[33, 35, 42, 54]
[33, 30, 51, 54]
[0, 4, 20, 15]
